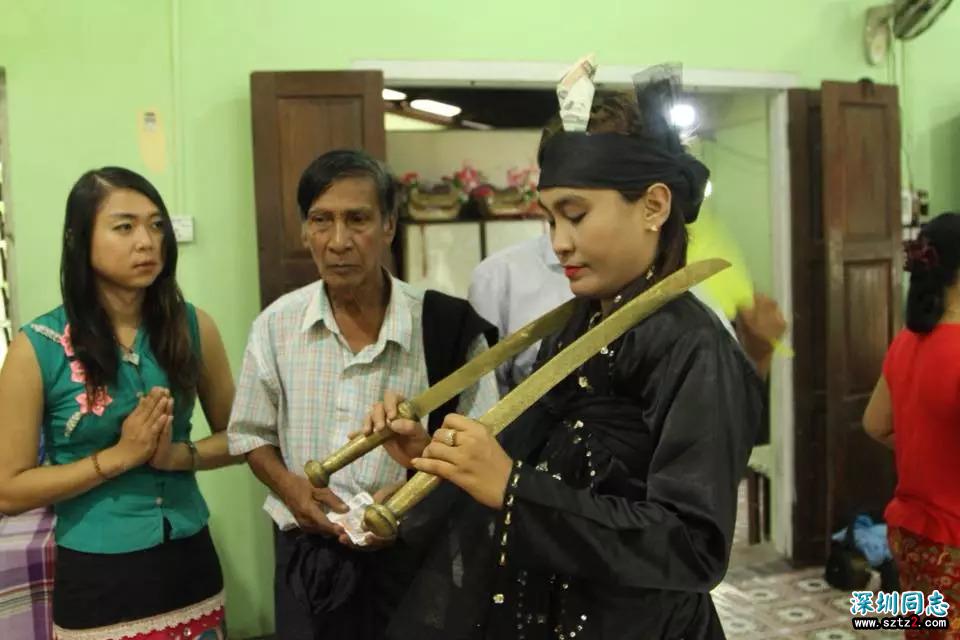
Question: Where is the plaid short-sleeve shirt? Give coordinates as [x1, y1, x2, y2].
[227, 276, 498, 530]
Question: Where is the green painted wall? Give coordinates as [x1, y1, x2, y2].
[2, 1, 959, 636]
[898, 15, 960, 216]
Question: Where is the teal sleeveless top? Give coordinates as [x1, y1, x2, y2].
[22, 304, 210, 554]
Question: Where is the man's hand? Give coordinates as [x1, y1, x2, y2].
[737, 293, 787, 346]
[335, 482, 403, 551]
[353, 390, 430, 469]
[281, 474, 348, 537]
[736, 293, 787, 378]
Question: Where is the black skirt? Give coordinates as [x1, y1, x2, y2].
[53, 523, 224, 629]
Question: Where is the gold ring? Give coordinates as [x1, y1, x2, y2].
[440, 429, 457, 447]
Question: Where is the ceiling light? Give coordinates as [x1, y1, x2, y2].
[382, 88, 407, 101]
[669, 103, 697, 130]
[410, 98, 462, 118]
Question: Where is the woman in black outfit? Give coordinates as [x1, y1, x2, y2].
[366, 80, 764, 640]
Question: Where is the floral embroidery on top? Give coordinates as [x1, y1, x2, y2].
[60, 324, 74, 357]
[75, 386, 112, 417]
[32, 322, 113, 437]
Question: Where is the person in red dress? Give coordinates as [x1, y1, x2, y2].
[864, 212, 960, 638]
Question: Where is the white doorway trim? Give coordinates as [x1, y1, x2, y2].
[768, 91, 795, 558]
[358, 57, 798, 560]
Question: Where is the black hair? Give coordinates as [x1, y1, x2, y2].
[538, 92, 692, 280]
[296, 149, 397, 221]
[905, 212, 960, 333]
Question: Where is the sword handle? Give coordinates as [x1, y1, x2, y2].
[304, 400, 420, 488]
[363, 471, 442, 539]
[364, 412, 499, 538]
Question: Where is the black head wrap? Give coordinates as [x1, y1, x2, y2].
[537, 64, 710, 223]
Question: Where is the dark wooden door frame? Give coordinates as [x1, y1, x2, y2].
[789, 89, 830, 566]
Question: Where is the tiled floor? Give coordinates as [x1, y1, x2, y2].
[713, 483, 904, 639]
[714, 558, 903, 639]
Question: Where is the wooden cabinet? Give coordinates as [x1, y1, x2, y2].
[398, 218, 547, 297]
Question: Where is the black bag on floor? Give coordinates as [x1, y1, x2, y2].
[824, 511, 900, 592]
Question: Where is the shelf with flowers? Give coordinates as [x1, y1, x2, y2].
[473, 165, 542, 218]
[399, 163, 543, 222]
[399, 166, 479, 222]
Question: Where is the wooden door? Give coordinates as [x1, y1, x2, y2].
[821, 80, 901, 534]
[250, 71, 385, 309]
[789, 89, 830, 565]
[789, 81, 901, 565]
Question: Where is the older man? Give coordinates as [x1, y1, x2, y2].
[228, 150, 498, 640]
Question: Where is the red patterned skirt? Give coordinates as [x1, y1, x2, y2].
[888, 526, 960, 639]
[53, 592, 225, 640]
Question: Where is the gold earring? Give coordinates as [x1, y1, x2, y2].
[649, 225, 659, 232]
